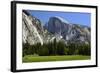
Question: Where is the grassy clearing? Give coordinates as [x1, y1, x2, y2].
[23, 55, 90, 63]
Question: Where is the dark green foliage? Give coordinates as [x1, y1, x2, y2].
[23, 40, 91, 57]
[78, 44, 91, 55]
[23, 42, 29, 57]
[67, 43, 76, 55]
[37, 44, 49, 56]
[56, 41, 65, 55]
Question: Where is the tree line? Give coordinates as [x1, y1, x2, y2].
[23, 39, 91, 57]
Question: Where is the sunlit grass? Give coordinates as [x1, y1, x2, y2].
[23, 55, 90, 63]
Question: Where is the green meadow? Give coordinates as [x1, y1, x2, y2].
[23, 55, 90, 63]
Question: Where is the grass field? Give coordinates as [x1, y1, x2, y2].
[23, 55, 90, 63]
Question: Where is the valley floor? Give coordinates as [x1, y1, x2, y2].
[23, 55, 90, 63]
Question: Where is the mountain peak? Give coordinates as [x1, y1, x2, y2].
[45, 16, 90, 44]
[54, 16, 69, 24]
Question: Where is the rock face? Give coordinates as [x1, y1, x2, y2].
[22, 10, 90, 45]
[45, 16, 91, 44]
[22, 10, 44, 45]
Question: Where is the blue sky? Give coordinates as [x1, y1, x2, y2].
[27, 10, 91, 27]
